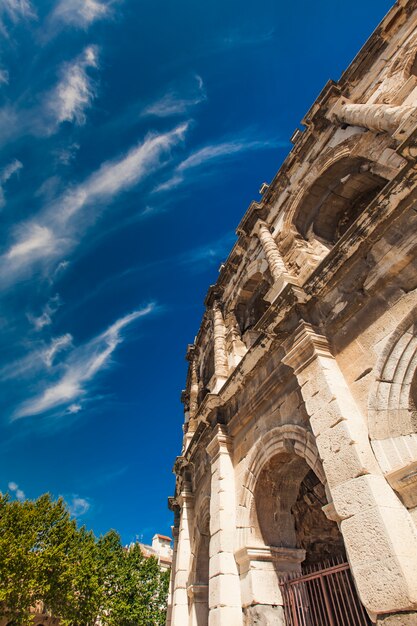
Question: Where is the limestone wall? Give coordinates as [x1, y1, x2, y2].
[169, 2, 417, 625]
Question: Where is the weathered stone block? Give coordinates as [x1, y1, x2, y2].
[209, 573, 242, 609]
[243, 604, 285, 625]
[331, 474, 403, 520]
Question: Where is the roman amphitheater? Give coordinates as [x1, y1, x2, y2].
[167, 1, 417, 625]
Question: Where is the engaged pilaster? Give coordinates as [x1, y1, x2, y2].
[282, 322, 417, 616]
[206, 425, 243, 626]
[170, 486, 194, 625]
[166, 513, 179, 626]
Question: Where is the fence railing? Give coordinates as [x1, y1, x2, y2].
[279, 560, 372, 626]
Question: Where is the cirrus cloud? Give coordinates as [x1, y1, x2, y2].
[1, 123, 189, 283]
[50, 0, 115, 30]
[13, 304, 156, 419]
[47, 45, 99, 127]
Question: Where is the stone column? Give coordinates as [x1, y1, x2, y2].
[212, 302, 229, 393]
[184, 348, 200, 450]
[327, 99, 417, 140]
[189, 358, 199, 419]
[171, 486, 194, 626]
[206, 425, 243, 626]
[256, 220, 288, 283]
[282, 322, 417, 618]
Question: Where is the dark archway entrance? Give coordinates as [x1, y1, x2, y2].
[254, 451, 371, 625]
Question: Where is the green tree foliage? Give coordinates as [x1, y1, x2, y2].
[0, 493, 169, 626]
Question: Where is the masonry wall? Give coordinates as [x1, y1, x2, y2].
[168, 2, 417, 625]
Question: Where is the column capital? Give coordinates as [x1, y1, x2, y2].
[282, 321, 332, 374]
[177, 483, 194, 508]
[206, 424, 232, 460]
[204, 285, 224, 309]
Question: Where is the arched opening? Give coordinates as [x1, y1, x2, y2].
[253, 451, 345, 568]
[295, 157, 387, 249]
[234, 273, 271, 348]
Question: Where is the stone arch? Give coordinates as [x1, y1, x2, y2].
[281, 135, 392, 246]
[368, 305, 417, 441]
[293, 155, 387, 247]
[231, 259, 271, 343]
[368, 306, 417, 509]
[236, 424, 346, 579]
[236, 425, 325, 550]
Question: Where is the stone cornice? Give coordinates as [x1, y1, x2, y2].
[204, 285, 224, 309]
[236, 201, 267, 237]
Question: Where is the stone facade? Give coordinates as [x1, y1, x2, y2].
[167, 2, 417, 625]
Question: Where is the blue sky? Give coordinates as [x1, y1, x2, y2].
[0, 0, 392, 543]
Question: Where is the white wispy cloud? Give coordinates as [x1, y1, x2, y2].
[155, 135, 278, 193]
[28, 294, 62, 331]
[50, 0, 114, 29]
[0, 47, 99, 142]
[8, 481, 25, 501]
[0, 331, 71, 382]
[67, 403, 81, 414]
[143, 74, 206, 118]
[1, 123, 188, 281]
[0, 158, 23, 208]
[6, 223, 59, 263]
[178, 140, 269, 171]
[67, 495, 91, 517]
[0, 0, 36, 36]
[59, 123, 188, 220]
[47, 45, 98, 128]
[54, 142, 80, 166]
[44, 333, 73, 367]
[14, 304, 156, 419]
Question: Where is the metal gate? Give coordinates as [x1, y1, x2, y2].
[279, 561, 372, 626]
